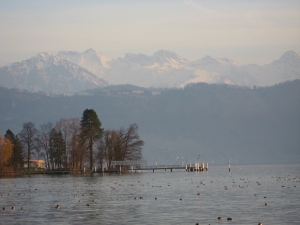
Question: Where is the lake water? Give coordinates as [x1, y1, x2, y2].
[0, 164, 299, 225]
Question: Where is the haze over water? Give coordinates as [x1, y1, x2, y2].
[1, 163, 299, 224]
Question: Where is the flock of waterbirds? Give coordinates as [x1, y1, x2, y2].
[0, 172, 299, 224]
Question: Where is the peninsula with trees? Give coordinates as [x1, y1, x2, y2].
[0, 109, 144, 174]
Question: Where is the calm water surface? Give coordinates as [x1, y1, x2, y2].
[0, 164, 299, 225]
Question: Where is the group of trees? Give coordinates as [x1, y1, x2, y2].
[0, 130, 23, 170]
[0, 109, 144, 171]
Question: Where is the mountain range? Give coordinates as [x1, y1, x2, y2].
[1, 49, 300, 94]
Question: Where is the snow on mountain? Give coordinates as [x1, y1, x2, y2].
[106, 50, 192, 87]
[57, 48, 111, 77]
[0, 52, 108, 94]
[245, 51, 300, 86]
[1, 50, 299, 93]
[55, 49, 300, 88]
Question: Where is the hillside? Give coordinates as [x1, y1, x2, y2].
[0, 80, 299, 165]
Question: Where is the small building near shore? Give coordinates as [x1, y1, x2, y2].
[24, 160, 45, 169]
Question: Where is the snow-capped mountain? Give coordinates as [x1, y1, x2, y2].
[56, 48, 300, 88]
[57, 48, 111, 77]
[245, 51, 300, 86]
[0, 52, 108, 94]
[1, 49, 299, 94]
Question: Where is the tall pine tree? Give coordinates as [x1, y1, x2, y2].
[80, 109, 103, 170]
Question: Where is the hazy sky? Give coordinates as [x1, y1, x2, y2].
[0, 0, 299, 65]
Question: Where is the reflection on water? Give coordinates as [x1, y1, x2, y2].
[0, 164, 300, 225]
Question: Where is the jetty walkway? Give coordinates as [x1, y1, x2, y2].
[0, 162, 209, 177]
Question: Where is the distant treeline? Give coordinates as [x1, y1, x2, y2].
[0, 80, 299, 164]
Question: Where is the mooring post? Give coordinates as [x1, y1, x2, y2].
[171, 168, 173, 172]
[153, 169, 154, 173]
[165, 165, 166, 171]
[202, 163, 204, 172]
[228, 162, 230, 172]
[94, 167, 97, 173]
[185, 164, 188, 172]
[206, 162, 208, 171]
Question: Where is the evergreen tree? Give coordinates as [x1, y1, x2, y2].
[5, 129, 24, 168]
[80, 109, 103, 170]
[49, 128, 66, 169]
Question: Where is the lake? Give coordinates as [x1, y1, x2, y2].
[0, 164, 299, 225]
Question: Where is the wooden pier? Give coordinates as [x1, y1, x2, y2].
[133, 163, 208, 173]
[110, 160, 208, 173]
[0, 162, 209, 176]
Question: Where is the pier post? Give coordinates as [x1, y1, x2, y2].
[165, 166, 166, 171]
[185, 164, 188, 172]
[94, 167, 97, 173]
[228, 162, 230, 172]
[83, 167, 85, 174]
[202, 163, 204, 172]
[153, 169, 154, 173]
[206, 162, 208, 171]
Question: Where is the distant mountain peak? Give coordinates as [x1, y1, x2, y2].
[153, 50, 188, 62]
[280, 50, 300, 60]
[0, 52, 108, 94]
[272, 50, 300, 65]
[83, 48, 97, 54]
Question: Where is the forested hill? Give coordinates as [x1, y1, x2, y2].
[0, 80, 299, 165]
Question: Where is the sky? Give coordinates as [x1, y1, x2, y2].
[0, 0, 300, 65]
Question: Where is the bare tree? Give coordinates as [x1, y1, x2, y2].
[68, 118, 83, 169]
[119, 123, 144, 161]
[37, 122, 53, 169]
[55, 118, 71, 168]
[18, 122, 38, 171]
[98, 130, 121, 169]
[98, 124, 144, 169]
